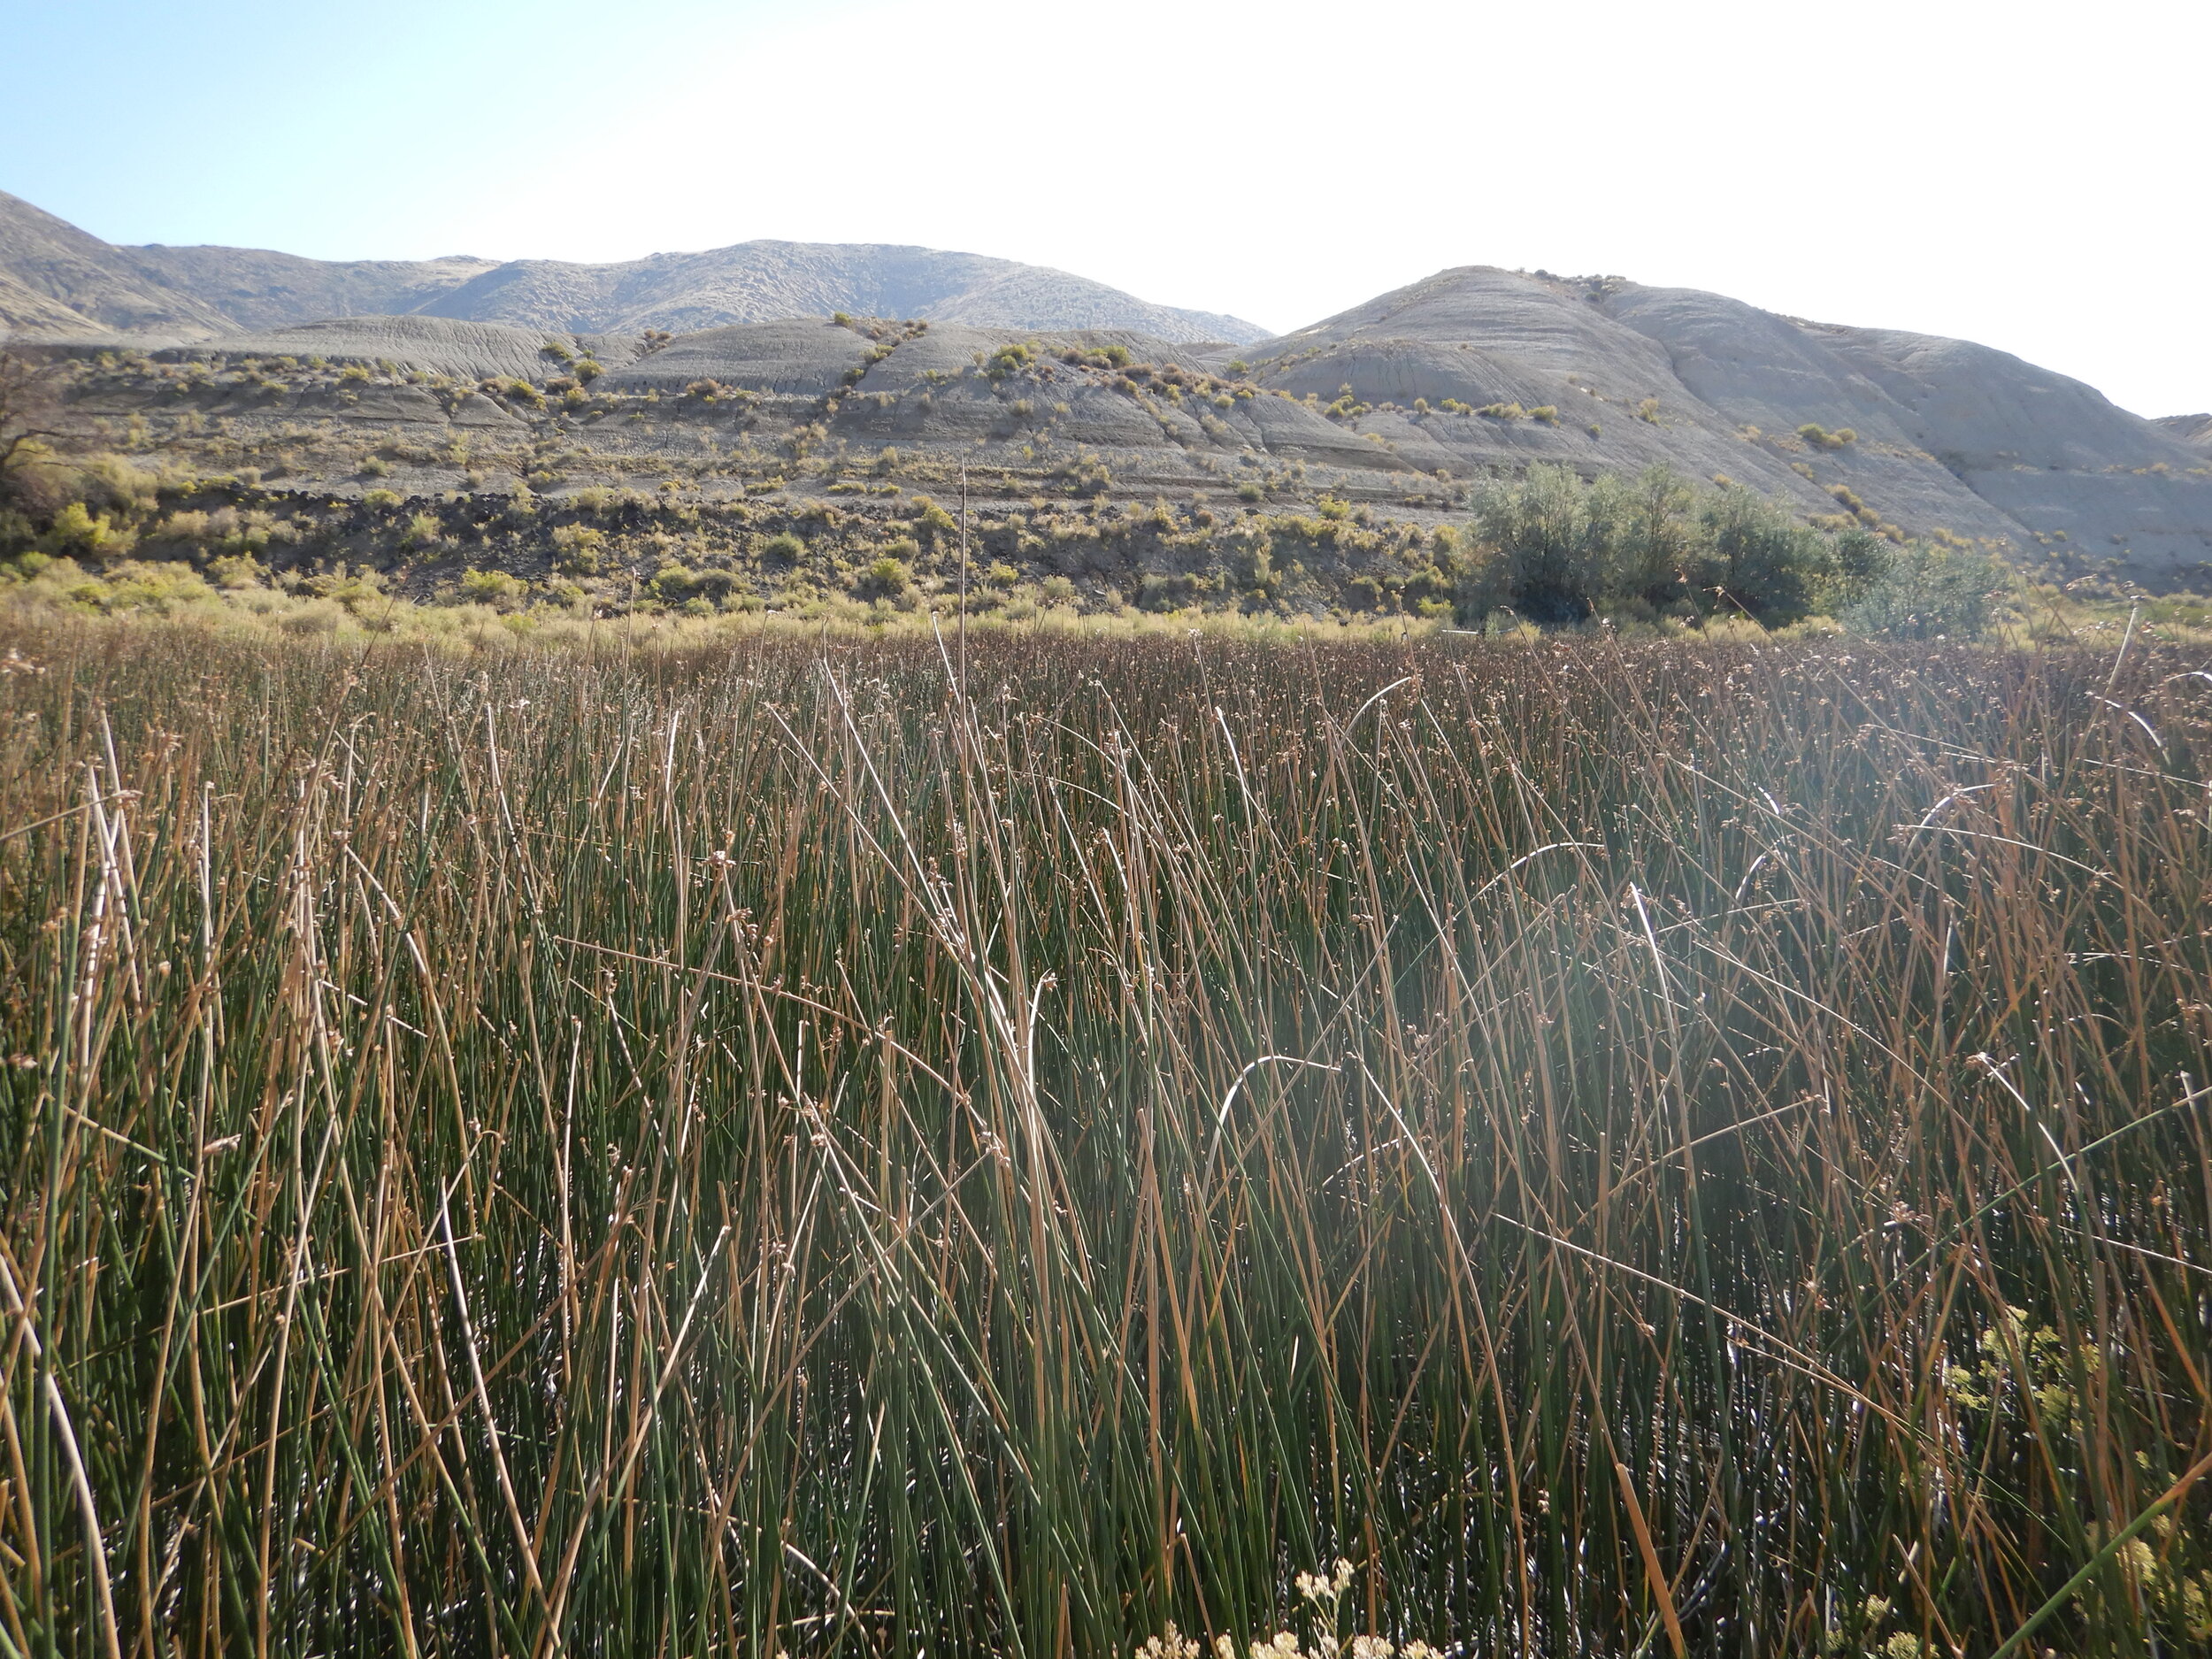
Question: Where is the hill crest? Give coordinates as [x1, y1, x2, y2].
[0, 190, 1264, 344]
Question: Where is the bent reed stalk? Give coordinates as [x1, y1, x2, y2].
[0, 620, 2208, 1658]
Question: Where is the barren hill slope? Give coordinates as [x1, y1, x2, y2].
[0, 191, 231, 335]
[2157, 414, 2212, 453]
[410, 242, 1263, 342]
[0, 191, 1261, 345]
[1219, 267, 2211, 580]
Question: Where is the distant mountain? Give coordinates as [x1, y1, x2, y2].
[0, 190, 1263, 344]
[0, 190, 232, 335]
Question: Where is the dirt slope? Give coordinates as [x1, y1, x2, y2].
[0, 191, 1260, 345]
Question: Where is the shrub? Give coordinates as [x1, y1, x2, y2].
[1479, 403, 1527, 419]
[1693, 484, 1823, 623]
[206, 552, 265, 589]
[649, 563, 742, 608]
[1049, 457, 1111, 498]
[362, 489, 403, 511]
[550, 524, 608, 575]
[1529, 405, 1559, 425]
[984, 342, 1036, 380]
[761, 532, 805, 566]
[42, 501, 136, 558]
[1841, 540, 2008, 639]
[1798, 423, 1858, 450]
[1821, 525, 1893, 610]
[457, 567, 526, 607]
[856, 555, 911, 598]
[1455, 463, 1833, 627]
[1138, 570, 1214, 611]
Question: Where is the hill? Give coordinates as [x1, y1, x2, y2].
[0, 189, 1262, 344]
[8, 190, 2209, 588]
[2156, 413, 2212, 453]
[1219, 266, 2211, 580]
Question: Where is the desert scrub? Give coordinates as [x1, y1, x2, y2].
[1797, 422, 1857, 449]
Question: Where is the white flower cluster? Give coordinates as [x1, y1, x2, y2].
[1134, 1562, 1442, 1659]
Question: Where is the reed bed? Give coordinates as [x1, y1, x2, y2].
[0, 619, 2207, 1659]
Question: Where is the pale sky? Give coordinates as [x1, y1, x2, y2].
[4, 0, 2206, 417]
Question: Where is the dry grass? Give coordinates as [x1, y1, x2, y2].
[0, 618, 2207, 1657]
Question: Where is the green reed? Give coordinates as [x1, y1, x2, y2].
[0, 620, 2206, 1659]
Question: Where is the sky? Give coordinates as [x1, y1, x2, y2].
[4, 0, 2206, 417]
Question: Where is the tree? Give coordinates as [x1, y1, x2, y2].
[1694, 484, 1822, 623]
[0, 351, 67, 514]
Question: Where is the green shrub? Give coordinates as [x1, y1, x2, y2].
[761, 532, 805, 566]
[457, 567, 526, 607]
[362, 489, 403, 511]
[649, 562, 742, 608]
[1049, 457, 1111, 498]
[1455, 464, 1837, 627]
[551, 524, 609, 575]
[856, 555, 911, 598]
[1137, 570, 1214, 611]
[1692, 484, 1824, 623]
[206, 552, 265, 589]
[1798, 423, 1858, 450]
[42, 502, 136, 558]
[1841, 541, 2008, 639]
